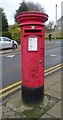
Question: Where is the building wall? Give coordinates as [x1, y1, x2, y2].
[61, 1, 63, 17]
[61, 1, 63, 33]
[57, 2, 63, 33]
[57, 16, 63, 33]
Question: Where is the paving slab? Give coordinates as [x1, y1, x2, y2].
[40, 113, 53, 118]
[45, 71, 61, 100]
[47, 101, 61, 118]
[45, 72, 61, 90]
[49, 82, 61, 93]
[2, 92, 58, 119]
[1, 70, 62, 119]
[45, 89, 61, 100]
[0, 106, 2, 119]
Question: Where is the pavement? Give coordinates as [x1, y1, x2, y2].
[0, 40, 62, 119]
[0, 70, 62, 119]
[0, 40, 60, 55]
[0, 45, 21, 55]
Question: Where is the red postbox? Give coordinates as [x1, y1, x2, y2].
[16, 11, 48, 104]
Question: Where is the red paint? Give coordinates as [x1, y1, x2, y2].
[16, 11, 48, 88]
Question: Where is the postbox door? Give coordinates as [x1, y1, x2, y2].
[22, 35, 44, 88]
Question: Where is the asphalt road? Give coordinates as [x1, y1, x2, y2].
[45, 42, 61, 69]
[2, 40, 62, 89]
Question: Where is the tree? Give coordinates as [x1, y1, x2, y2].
[45, 21, 54, 33]
[16, 1, 29, 14]
[8, 23, 20, 44]
[15, 1, 45, 21]
[0, 8, 8, 32]
[27, 1, 45, 12]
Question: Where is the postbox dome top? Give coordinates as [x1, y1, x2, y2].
[16, 11, 48, 26]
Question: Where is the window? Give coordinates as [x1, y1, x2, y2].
[3, 37, 11, 42]
[3, 38, 8, 41]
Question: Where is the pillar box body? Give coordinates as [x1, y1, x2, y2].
[16, 11, 48, 104]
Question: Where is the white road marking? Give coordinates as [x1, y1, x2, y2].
[50, 54, 57, 56]
[6, 55, 15, 58]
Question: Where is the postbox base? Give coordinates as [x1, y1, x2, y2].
[22, 85, 44, 104]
